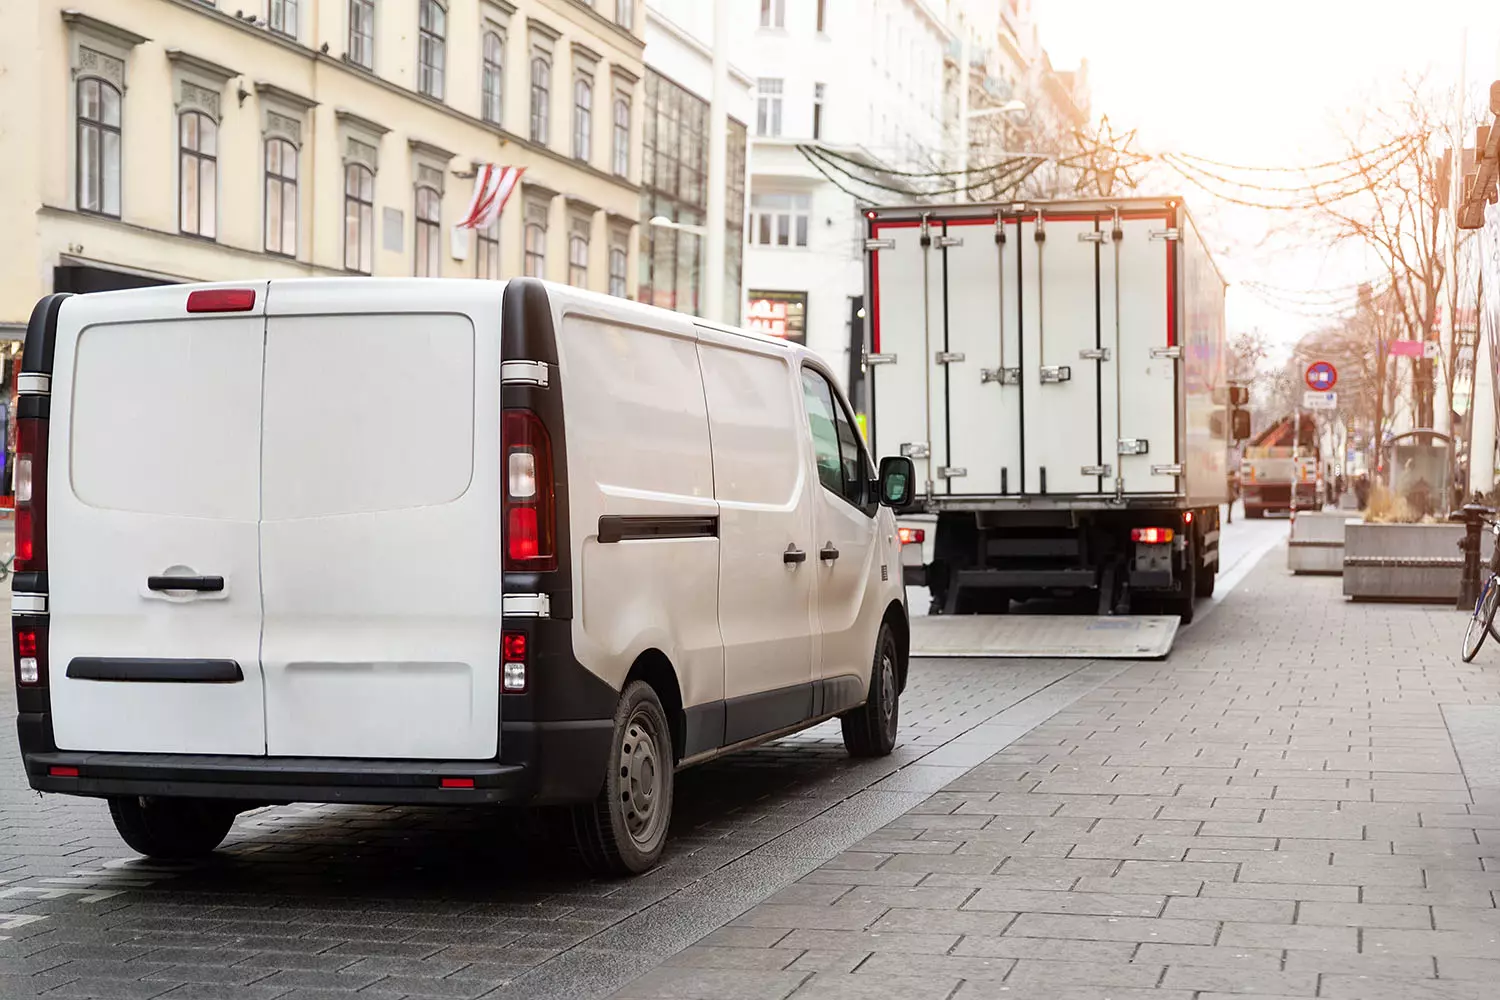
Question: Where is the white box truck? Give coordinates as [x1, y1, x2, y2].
[864, 197, 1235, 622]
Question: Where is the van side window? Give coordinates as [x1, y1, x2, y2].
[800, 368, 864, 506]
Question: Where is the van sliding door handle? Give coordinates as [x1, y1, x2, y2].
[783, 546, 807, 565]
[819, 544, 840, 562]
[148, 576, 224, 593]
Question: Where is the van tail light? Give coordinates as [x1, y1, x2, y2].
[897, 527, 925, 546]
[501, 630, 527, 693]
[502, 409, 556, 572]
[14, 417, 48, 573]
[13, 626, 46, 687]
[1131, 527, 1174, 545]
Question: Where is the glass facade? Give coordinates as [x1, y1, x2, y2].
[639, 70, 746, 321]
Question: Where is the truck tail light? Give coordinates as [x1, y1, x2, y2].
[897, 527, 925, 546]
[1131, 527, 1174, 545]
[14, 417, 48, 573]
[502, 409, 556, 572]
[14, 626, 46, 687]
[502, 630, 527, 693]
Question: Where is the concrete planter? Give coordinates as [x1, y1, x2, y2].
[1288, 512, 1360, 575]
[1342, 521, 1492, 602]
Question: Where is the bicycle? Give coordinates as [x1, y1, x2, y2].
[1462, 513, 1500, 662]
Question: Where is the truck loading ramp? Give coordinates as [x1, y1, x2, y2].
[910, 614, 1180, 660]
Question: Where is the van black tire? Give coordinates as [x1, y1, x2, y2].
[564, 680, 674, 876]
[107, 796, 238, 859]
[842, 623, 900, 758]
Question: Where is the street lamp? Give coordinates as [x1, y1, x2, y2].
[649, 215, 708, 235]
[960, 101, 1027, 198]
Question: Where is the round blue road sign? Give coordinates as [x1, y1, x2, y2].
[1306, 361, 1337, 391]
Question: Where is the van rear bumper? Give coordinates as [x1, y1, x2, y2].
[18, 718, 614, 807]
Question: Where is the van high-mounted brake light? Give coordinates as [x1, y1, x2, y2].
[186, 288, 256, 313]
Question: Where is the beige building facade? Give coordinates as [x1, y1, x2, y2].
[0, 0, 647, 337]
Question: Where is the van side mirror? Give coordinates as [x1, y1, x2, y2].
[878, 456, 915, 508]
[1232, 409, 1251, 441]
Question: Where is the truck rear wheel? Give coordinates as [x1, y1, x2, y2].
[1172, 539, 1197, 624]
[108, 796, 239, 859]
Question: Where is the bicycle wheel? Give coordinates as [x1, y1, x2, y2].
[1462, 576, 1499, 662]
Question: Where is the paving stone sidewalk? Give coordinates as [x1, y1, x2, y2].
[611, 548, 1500, 1000]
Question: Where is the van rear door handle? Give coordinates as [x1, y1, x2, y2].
[820, 544, 840, 562]
[783, 546, 807, 565]
[148, 576, 224, 593]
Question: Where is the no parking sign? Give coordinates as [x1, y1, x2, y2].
[1305, 361, 1337, 392]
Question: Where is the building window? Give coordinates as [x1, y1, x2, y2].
[268, 0, 297, 38]
[179, 111, 218, 238]
[569, 232, 589, 287]
[816, 0, 827, 32]
[348, 0, 375, 69]
[573, 78, 593, 162]
[609, 244, 627, 297]
[264, 138, 298, 256]
[759, 0, 785, 28]
[477, 218, 500, 279]
[530, 57, 551, 144]
[749, 192, 810, 248]
[756, 78, 782, 137]
[418, 0, 446, 100]
[615, 0, 634, 29]
[612, 96, 630, 176]
[482, 31, 504, 124]
[638, 71, 708, 316]
[415, 184, 441, 276]
[813, 83, 825, 140]
[724, 119, 747, 323]
[77, 78, 121, 217]
[344, 163, 374, 273]
[524, 221, 546, 277]
[747, 291, 808, 344]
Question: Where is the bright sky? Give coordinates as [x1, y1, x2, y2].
[1036, 0, 1500, 353]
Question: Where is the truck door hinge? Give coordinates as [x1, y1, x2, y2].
[867, 353, 898, 366]
[1079, 348, 1110, 361]
[935, 351, 965, 364]
[1117, 438, 1150, 456]
[864, 238, 895, 251]
[995, 217, 1007, 244]
[502, 593, 552, 618]
[1151, 464, 1184, 477]
[1082, 464, 1112, 477]
[933, 235, 963, 248]
[938, 467, 967, 479]
[919, 216, 933, 247]
[1150, 346, 1182, 360]
[500, 360, 550, 388]
[1150, 228, 1181, 241]
[1078, 231, 1107, 243]
[981, 367, 1021, 385]
[900, 442, 931, 459]
[1039, 365, 1072, 384]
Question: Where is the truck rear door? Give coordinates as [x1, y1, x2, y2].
[47, 285, 270, 755]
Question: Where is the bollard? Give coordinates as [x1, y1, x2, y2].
[1455, 503, 1491, 610]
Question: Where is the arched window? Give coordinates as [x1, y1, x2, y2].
[568, 233, 589, 287]
[529, 56, 550, 144]
[573, 77, 593, 162]
[264, 138, 298, 256]
[415, 184, 442, 276]
[608, 246, 628, 298]
[179, 111, 218, 238]
[77, 78, 121, 217]
[418, 0, 446, 99]
[344, 164, 375, 273]
[482, 31, 504, 124]
[524, 221, 546, 277]
[612, 97, 630, 177]
[476, 218, 501, 280]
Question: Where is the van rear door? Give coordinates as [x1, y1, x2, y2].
[258, 282, 502, 760]
[47, 284, 270, 755]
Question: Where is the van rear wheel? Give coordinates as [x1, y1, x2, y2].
[842, 623, 900, 758]
[565, 680, 674, 876]
[107, 796, 238, 859]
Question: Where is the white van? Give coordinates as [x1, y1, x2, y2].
[11, 278, 915, 874]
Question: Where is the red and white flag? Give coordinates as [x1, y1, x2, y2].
[456, 164, 524, 230]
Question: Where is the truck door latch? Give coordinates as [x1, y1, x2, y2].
[981, 367, 1021, 385]
[1117, 438, 1150, 456]
[900, 443, 931, 459]
[1151, 464, 1184, 476]
[867, 353, 898, 366]
[933, 235, 963, 248]
[1079, 348, 1110, 361]
[1078, 231, 1107, 243]
[1149, 228, 1181, 241]
[864, 238, 895, 251]
[1039, 365, 1072, 384]
[937, 467, 967, 479]
[1150, 346, 1182, 360]
[935, 351, 966, 364]
[1082, 465, 1112, 477]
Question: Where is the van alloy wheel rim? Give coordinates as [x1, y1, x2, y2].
[620, 710, 665, 849]
[880, 648, 896, 732]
